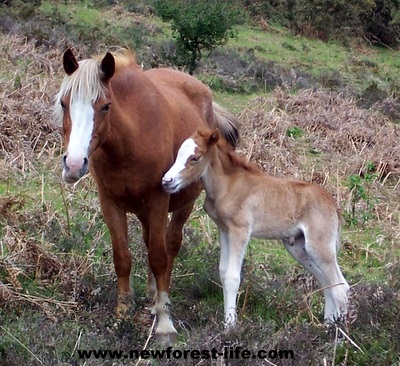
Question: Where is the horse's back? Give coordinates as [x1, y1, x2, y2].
[140, 69, 217, 161]
[144, 68, 214, 123]
[144, 68, 211, 97]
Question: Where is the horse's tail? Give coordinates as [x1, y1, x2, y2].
[212, 102, 240, 148]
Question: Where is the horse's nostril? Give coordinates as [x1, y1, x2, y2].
[62, 155, 69, 171]
[81, 157, 89, 175]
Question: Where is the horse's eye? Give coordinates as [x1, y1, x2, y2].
[60, 100, 67, 110]
[101, 103, 111, 112]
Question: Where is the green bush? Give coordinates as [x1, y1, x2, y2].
[361, 0, 400, 46]
[154, 0, 241, 74]
[290, 0, 374, 42]
[244, 0, 400, 46]
[0, 0, 42, 20]
[244, 0, 290, 26]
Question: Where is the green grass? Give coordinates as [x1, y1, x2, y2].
[225, 24, 400, 97]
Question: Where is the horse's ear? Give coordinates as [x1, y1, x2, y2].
[208, 128, 220, 146]
[100, 52, 115, 81]
[63, 49, 79, 76]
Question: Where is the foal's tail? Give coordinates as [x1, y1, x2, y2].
[336, 207, 345, 251]
[212, 102, 240, 148]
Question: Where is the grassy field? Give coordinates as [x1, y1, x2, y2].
[1, 1, 400, 365]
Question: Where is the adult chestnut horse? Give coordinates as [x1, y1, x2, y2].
[54, 48, 239, 342]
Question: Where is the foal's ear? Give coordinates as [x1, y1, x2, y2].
[208, 128, 220, 146]
[100, 52, 115, 81]
[63, 49, 79, 76]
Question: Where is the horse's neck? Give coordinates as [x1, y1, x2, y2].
[101, 110, 138, 160]
[99, 71, 162, 161]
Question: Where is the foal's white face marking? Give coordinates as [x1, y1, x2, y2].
[162, 138, 197, 193]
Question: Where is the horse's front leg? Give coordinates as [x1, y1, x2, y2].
[100, 197, 131, 317]
[147, 193, 177, 343]
[136, 214, 157, 300]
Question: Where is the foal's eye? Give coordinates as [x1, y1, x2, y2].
[60, 101, 67, 110]
[101, 103, 111, 112]
[192, 155, 201, 162]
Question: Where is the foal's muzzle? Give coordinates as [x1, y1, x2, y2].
[161, 177, 179, 194]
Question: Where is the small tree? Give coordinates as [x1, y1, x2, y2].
[154, 0, 240, 74]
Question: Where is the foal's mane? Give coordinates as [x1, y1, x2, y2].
[53, 48, 137, 126]
[216, 137, 262, 175]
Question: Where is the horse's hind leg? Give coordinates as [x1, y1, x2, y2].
[165, 200, 196, 286]
[283, 230, 349, 322]
[139, 198, 193, 310]
[137, 214, 157, 299]
[144, 193, 179, 343]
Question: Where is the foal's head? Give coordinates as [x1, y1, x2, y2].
[54, 49, 117, 183]
[162, 129, 220, 194]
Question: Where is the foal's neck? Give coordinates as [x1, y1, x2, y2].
[200, 146, 223, 201]
[200, 143, 248, 200]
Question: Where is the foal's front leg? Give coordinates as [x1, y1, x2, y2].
[220, 226, 251, 327]
[218, 229, 230, 317]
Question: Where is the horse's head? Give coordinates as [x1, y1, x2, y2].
[162, 128, 220, 193]
[55, 49, 115, 183]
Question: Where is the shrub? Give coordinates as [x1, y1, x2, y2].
[154, 0, 241, 74]
[289, 0, 374, 42]
[361, 0, 400, 46]
[244, 0, 290, 26]
[244, 0, 400, 46]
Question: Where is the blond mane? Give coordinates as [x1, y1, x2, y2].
[216, 138, 262, 174]
[53, 48, 137, 126]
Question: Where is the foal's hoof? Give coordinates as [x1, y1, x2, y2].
[154, 330, 178, 344]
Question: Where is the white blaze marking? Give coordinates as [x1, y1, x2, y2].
[68, 98, 94, 161]
[164, 138, 197, 181]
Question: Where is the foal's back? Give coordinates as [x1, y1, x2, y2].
[214, 147, 340, 240]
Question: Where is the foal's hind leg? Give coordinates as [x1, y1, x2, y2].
[283, 231, 349, 322]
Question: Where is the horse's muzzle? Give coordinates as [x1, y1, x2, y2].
[62, 155, 88, 183]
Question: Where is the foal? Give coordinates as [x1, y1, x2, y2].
[162, 128, 349, 326]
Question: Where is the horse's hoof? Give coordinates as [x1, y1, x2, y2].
[116, 302, 130, 319]
[154, 331, 178, 344]
[150, 305, 157, 315]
